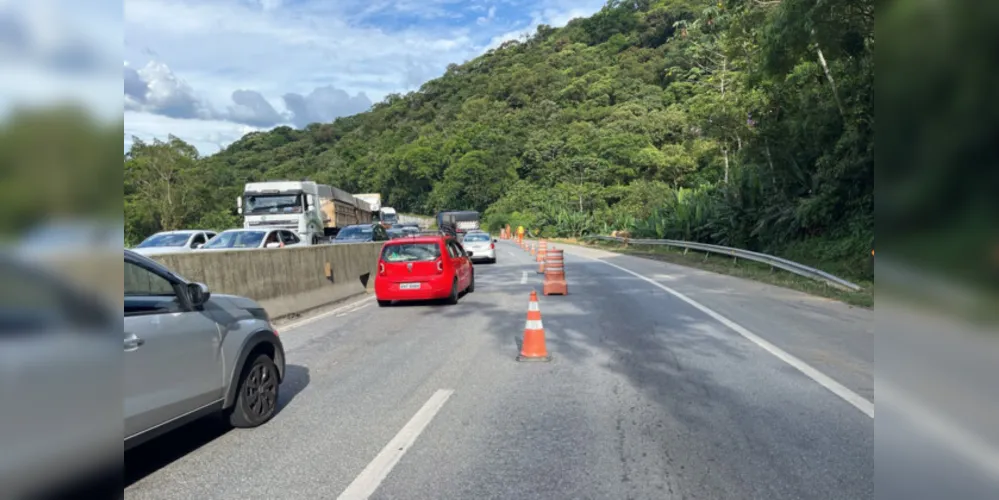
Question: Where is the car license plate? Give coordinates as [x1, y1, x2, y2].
[400, 283, 421, 290]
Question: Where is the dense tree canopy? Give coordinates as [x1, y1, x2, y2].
[125, 0, 873, 280]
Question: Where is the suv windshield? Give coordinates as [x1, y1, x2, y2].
[336, 226, 372, 241]
[381, 243, 441, 262]
[463, 233, 490, 243]
[203, 231, 265, 249]
[244, 193, 303, 215]
[137, 233, 192, 248]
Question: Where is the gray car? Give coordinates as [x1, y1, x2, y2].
[124, 249, 285, 450]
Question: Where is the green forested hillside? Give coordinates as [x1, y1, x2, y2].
[125, 0, 873, 280]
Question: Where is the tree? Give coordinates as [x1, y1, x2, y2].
[124, 136, 202, 233]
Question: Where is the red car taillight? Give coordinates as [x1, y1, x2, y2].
[437, 259, 444, 273]
[379, 262, 385, 275]
[490, 242, 495, 249]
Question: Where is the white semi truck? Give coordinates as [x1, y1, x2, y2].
[237, 181, 373, 244]
[354, 193, 382, 213]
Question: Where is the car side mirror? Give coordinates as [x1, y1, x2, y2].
[265, 242, 282, 249]
[493, 238, 498, 243]
[306, 194, 315, 208]
[187, 282, 210, 308]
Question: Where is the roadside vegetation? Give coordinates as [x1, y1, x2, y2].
[124, 0, 873, 283]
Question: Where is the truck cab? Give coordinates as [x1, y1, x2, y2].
[379, 207, 398, 225]
[238, 181, 328, 245]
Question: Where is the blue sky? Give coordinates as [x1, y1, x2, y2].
[123, 0, 607, 154]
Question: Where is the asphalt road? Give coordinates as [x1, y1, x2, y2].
[125, 240, 874, 500]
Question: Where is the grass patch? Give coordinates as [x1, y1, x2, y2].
[554, 238, 873, 308]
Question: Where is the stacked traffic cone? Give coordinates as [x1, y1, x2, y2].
[543, 248, 568, 295]
[517, 290, 551, 362]
[536, 240, 547, 273]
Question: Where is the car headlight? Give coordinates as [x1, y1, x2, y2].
[247, 307, 270, 322]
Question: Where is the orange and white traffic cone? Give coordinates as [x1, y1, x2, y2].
[518, 291, 551, 362]
[530, 242, 536, 257]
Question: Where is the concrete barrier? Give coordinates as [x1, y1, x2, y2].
[151, 242, 383, 320]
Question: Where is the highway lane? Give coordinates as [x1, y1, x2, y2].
[125, 240, 873, 500]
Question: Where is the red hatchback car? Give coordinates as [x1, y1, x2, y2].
[374, 235, 474, 306]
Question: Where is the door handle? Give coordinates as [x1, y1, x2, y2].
[124, 334, 145, 350]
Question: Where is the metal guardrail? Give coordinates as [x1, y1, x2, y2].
[581, 235, 863, 292]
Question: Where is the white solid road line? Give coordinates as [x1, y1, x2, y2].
[585, 255, 875, 419]
[520, 271, 529, 284]
[337, 302, 371, 317]
[280, 296, 376, 332]
[337, 389, 455, 500]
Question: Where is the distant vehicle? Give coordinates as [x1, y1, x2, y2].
[199, 228, 305, 251]
[436, 211, 480, 237]
[460, 231, 497, 264]
[354, 193, 382, 212]
[379, 207, 398, 225]
[375, 234, 474, 306]
[132, 230, 217, 256]
[386, 227, 407, 240]
[332, 223, 390, 244]
[237, 180, 373, 245]
[401, 226, 421, 237]
[124, 249, 285, 450]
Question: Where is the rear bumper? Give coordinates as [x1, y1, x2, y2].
[468, 248, 495, 261]
[375, 274, 452, 301]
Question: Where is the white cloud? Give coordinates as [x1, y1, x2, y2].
[124, 110, 261, 155]
[477, 6, 496, 25]
[283, 86, 372, 128]
[123, 0, 607, 154]
[486, 0, 605, 50]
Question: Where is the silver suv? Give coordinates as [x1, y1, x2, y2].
[124, 249, 285, 450]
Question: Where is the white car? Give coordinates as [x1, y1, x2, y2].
[132, 230, 217, 256]
[199, 228, 305, 251]
[461, 231, 496, 263]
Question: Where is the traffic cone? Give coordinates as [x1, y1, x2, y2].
[518, 290, 551, 362]
[530, 242, 536, 257]
[536, 240, 547, 273]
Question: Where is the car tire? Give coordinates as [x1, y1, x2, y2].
[227, 353, 280, 428]
[467, 271, 475, 293]
[489, 258, 497, 264]
[377, 299, 392, 307]
[446, 279, 459, 305]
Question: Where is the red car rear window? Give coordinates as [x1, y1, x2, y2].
[381, 242, 441, 262]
